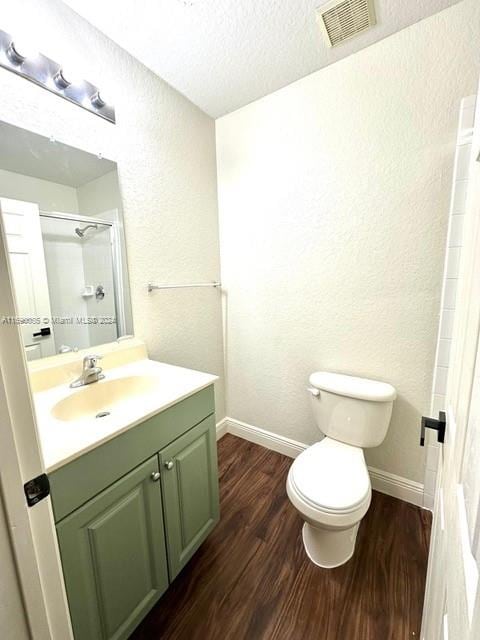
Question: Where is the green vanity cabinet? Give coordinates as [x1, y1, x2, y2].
[160, 415, 219, 579]
[51, 387, 219, 640]
[56, 456, 169, 640]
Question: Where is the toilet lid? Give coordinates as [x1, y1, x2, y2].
[290, 438, 370, 513]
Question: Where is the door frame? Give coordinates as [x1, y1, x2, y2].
[0, 206, 73, 639]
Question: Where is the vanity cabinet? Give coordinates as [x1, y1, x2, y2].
[56, 456, 169, 640]
[160, 417, 219, 579]
[50, 387, 219, 640]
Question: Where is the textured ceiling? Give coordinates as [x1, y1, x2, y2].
[62, 0, 462, 118]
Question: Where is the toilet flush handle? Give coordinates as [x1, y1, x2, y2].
[307, 387, 320, 397]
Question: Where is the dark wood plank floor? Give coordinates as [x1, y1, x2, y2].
[131, 434, 432, 640]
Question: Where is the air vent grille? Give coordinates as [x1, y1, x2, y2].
[317, 0, 376, 47]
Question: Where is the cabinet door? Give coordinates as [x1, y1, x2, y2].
[56, 456, 169, 640]
[160, 415, 219, 580]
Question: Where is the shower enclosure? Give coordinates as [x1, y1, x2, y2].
[39, 211, 126, 353]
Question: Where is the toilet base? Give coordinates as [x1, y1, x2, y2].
[302, 521, 360, 569]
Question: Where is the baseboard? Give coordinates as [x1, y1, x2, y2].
[224, 417, 307, 458]
[367, 467, 424, 508]
[218, 416, 425, 508]
[216, 417, 228, 440]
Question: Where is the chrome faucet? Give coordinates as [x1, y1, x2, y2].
[70, 355, 105, 388]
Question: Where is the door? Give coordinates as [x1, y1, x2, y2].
[160, 415, 219, 580]
[0, 195, 72, 638]
[0, 491, 30, 640]
[0, 197, 55, 359]
[56, 456, 169, 640]
[421, 96, 480, 638]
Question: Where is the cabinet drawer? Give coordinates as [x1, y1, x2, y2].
[50, 386, 214, 522]
[56, 456, 169, 640]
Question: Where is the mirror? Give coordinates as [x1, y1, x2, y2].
[0, 121, 132, 360]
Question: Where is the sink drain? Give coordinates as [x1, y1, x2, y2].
[96, 411, 110, 419]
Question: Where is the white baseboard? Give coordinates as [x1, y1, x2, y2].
[224, 417, 307, 458]
[216, 417, 228, 440]
[217, 416, 425, 508]
[367, 466, 424, 508]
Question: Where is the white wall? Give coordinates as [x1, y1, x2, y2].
[76, 171, 122, 216]
[0, 169, 78, 213]
[216, 0, 480, 483]
[1, 0, 225, 418]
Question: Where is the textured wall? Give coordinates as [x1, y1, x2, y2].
[1, 0, 225, 417]
[216, 0, 480, 482]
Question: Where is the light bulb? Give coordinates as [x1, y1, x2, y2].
[90, 91, 106, 108]
[6, 39, 38, 65]
[52, 68, 70, 90]
[58, 67, 85, 87]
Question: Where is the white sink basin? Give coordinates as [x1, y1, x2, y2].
[51, 375, 159, 422]
[32, 354, 218, 472]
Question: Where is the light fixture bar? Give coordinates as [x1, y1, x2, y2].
[0, 29, 115, 124]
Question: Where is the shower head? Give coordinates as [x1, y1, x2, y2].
[75, 224, 98, 238]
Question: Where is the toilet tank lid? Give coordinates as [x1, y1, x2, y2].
[309, 372, 396, 402]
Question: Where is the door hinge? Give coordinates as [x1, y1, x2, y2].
[24, 473, 50, 507]
[420, 411, 446, 446]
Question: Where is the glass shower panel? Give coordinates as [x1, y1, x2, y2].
[40, 216, 118, 353]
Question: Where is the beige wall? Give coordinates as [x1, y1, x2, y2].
[1, 0, 225, 418]
[216, 0, 480, 482]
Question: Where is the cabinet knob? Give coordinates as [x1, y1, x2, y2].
[164, 460, 174, 470]
[150, 471, 161, 482]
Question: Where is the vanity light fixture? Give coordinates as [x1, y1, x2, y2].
[6, 41, 31, 65]
[52, 68, 70, 90]
[90, 91, 106, 108]
[0, 29, 115, 124]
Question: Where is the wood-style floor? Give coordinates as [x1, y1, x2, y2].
[131, 434, 432, 640]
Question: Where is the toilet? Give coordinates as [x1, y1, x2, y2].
[287, 371, 396, 569]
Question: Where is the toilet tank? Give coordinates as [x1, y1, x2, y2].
[309, 372, 396, 448]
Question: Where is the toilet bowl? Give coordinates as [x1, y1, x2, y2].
[287, 438, 371, 568]
[287, 371, 396, 568]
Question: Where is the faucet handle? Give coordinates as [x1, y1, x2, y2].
[84, 354, 103, 367]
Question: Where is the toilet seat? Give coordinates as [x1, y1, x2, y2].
[287, 438, 371, 525]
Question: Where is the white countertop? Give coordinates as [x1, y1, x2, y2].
[33, 358, 217, 472]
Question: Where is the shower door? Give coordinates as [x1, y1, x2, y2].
[40, 213, 118, 353]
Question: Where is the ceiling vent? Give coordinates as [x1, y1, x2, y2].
[316, 0, 376, 48]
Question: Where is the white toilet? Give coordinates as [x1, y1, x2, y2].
[287, 371, 396, 569]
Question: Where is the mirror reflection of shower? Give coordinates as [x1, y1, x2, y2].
[39, 212, 120, 353]
[75, 223, 100, 238]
